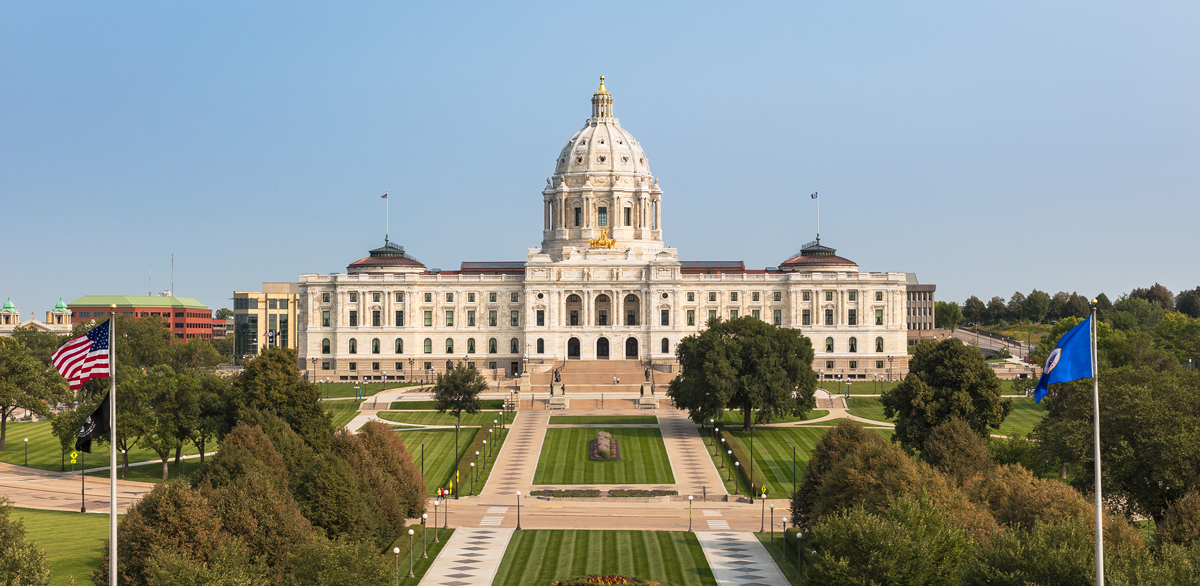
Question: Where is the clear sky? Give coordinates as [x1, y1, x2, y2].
[3, 2, 1198, 314]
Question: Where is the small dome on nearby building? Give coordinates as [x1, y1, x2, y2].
[778, 238, 859, 272]
[53, 298, 69, 312]
[1, 298, 15, 313]
[347, 241, 427, 275]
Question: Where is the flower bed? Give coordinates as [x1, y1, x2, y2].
[589, 431, 620, 461]
[552, 576, 660, 586]
[608, 489, 678, 498]
[530, 489, 601, 498]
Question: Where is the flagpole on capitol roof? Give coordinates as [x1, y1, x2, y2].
[1091, 299, 1104, 586]
[109, 304, 117, 586]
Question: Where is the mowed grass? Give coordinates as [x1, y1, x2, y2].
[492, 530, 717, 586]
[392, 428, 475, 495]
[548, 415, 658, 425]
[846, 397, 893, 423]
[325, 399, 363, 429]
[724, 428, 828, 497]
[88, 458, 204, 483]
[388, 526, 455, 585]
[378, 410, 501, 427]
[317, 381, 400, 399]
[533, 428, 674, 485]
[717, 409, 828, 426]
[12, 507, 113, 586]
[826, 380, 901, 396]
[0, 420, 200, 473]
[388, 400, 507, 411]
[996, 397, 1049, 438]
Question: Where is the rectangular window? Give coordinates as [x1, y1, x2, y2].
[396, 292, 404, 302]
[574, 207, 582, 226]
[826, 361, 834, 370]
[467, 310, 475, 326]
[825, 291, 834, 301]
[488, 362, 496, 370]
[731, 292, 738, 302]
[570, 310, 579, 326]
[349, 311, 358, 327]
[802, 310, 811, 326]
[598, 309, 607, 326]
[752, 292, 760, 302]
[875, 309, 883, 326]
[708, 292, 716, 302]
[446, 293, 454, 303]
[687, 310, 695, 326]
[269, 299, 278, 310]
[876, 291, 883, 301]
[425, 362, 432, 370]
[510, 311, 519, 326]
[279, 299, 289, 310]
[849, 291, 857, 301]
[708, 310, 717, 320]
[396, 310, 404, 326]
[489, 292, 497, 303]
[774, 309, 782, 326]
[322, 361, 330, 370]
[598, 206, 607, 226]
[424, 311, 432, 327]
[537, 310, 545, 326]
[825, 309, 834, 326]
[730, 309, 739, 319]
[848, 309, 857, 326]
[349, 362, 357, 371]
[468, 292, 475, 302]
[687, 292, 695, 302]
[661, 309, 669, 326]
[322, 292, 330, 303]
[624, 207, 631, 226]
[774, 292, 782, 302]
[372, 362, 380, 371]
[372, 310, 381, 327]
[803, 291, 811, 301]
[349, 292, 358, 303]
[511, 292, 519, 303]
[489, 311, 497, 327]
[626, 310, 637, 326]
[752, 309, 760, 320]
[372, 293, 380, 303]
[322, 311, 330, 327]
[849, 360, 857, 370]
[876, 360, 884, 369]
[445, 311, 454, 326]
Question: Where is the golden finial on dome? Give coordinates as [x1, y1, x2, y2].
[595, 76, 609, 95]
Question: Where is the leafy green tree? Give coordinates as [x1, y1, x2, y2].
[921, 418, 994, 485]
[171, 337, 225, 371]
[146, 542, 271, 586]
[1048, 291, 1070, 321]
[50, 407, 87, 471]
[0, 496, 53, 586]
[1065, 292, 1091, 319]
[934, 301, 962, 332]
[1095, 292, 1113, 318]
[203, 469, 313, 575]
[806, 494, 973, 586]
[1156, 490, 1200, 548]
[1176, 287, 1200, 319]
[9, 326, 67, 367]
[986, 296, 1008, 325]
[961, 519, 1095, 586]
[135, 366, 201, 479]
[191, 422, 290, 491]
[230, 348, 331, 451]
[189, 373, 232, 466]
[1110, 295, 1165, 331]
[791, 421, 887, 528]
[214, 308, 234, 320]
[1130, 283, 1175, 311]
[1023, 290, 1051, 323]
[1154, 311, 1200, 365]
[330, 428, 410, 538]
[356, 421, 426, 518]
[283, 537, 392, 586]
[432, 362, 488, 460]
[1006, 292, 1026, 323]
[668, 317, 817, 431]
[962, 296, 986, 325]
[881, 338, 1012, 452]
[0, 337, 67, 450]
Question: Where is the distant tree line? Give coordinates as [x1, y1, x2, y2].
[958, 283, 1200, 327]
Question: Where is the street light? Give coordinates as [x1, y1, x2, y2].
[819, 369, 824, 388]
[406, 529, 415, 577]
[24, 438, 28, 466]
[421, 514, 428, 558]
[393, 546, 400, 585]
[688, 495, 694, 531]
[483, 440, 488, 470]
[433, 498, 439, 543]
[708, 419, 714, 445]
[470, 462, 476, 495]
[120, 449, 126, 479]
[516, 491, 522, 530]
[770, 504, 776, 545]
[760, 490, 767, 532]
[733, 461, 740, 495]
[785, 441, 796, 495]
[720, 438, 726, 466]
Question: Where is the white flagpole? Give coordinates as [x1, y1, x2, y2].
[109, 306, 117, 586]
[816, 190, 820, 240]
[1091, 301, 1104, 586]
[385, 191, 390, 245]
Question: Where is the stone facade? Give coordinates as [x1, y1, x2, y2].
[297, 80, 913, 383]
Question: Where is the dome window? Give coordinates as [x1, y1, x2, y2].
[640, 158, 645, 164]
[622, 156, 629, 163]
[599, 139, 605, 144]
[580, 140, 586, 145]
[599, 156, 606, 162]
[576, 156, 583, 164]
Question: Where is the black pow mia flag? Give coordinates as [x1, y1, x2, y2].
[75, 391, 112, 454]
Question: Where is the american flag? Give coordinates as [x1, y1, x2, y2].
[51, 319, 111, 390]
[381, 193, 388, 199]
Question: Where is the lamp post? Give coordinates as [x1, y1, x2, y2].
[785, 441, 796, 495]
[733, 461, 739, 495]
[482, 440, 488, 470]
[421, 514, 428, 558]
[444, 491, 449, 528]
[354, 384, 360, 401]
[470, 462, 476, 495]
[421, 441, 425, 475]
[489, 428, 494, 457]
[819, 369, 824, 389]
[688, 495, 693, 531]
[406, 529, 415, 577]
[24, 438, 28, 466]
[408, 357, 414, 383]
[720, 438, 726, 466]
[708, 418, 714, 445]
[393, 546, 400, 585]
[750, 424, 755, 490]
[888, 355, 893, 382]
[120, 449, 125, 479]
[433, 498, 439, 543]
[770, 504, 776, 545]
[516, 491, 522, 530]
[760, 490, 767, 532]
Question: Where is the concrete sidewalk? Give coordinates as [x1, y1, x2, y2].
[479, 410, 549, 498]
[659, 408, 729, 499]
[696, 531, 791, 586]
[418, 527, 514, 586]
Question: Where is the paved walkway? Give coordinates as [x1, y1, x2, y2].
[659, 408, 729, 498]
[695, 531, 791, 586]
[418, 527, 514, 586]
[480, 410, 549, 498]
[0, 462, 154, 514]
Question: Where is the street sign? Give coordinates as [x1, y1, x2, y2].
[70, 451, 78, 464]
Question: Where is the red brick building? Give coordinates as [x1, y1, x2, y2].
[68, 295, 223, 340]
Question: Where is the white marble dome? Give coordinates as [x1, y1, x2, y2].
[552, 77, 651, 178]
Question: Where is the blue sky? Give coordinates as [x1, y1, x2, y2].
[3, 2, 1198, 314]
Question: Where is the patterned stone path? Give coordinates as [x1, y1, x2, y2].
[695, 531, 791, 586]
[418, 527, 514, 586]
[658, 408, 728, 498]
[480, 410, 549, 497]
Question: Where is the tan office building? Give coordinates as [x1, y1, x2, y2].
[233, 283, 300, 357]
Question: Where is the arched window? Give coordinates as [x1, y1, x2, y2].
[626, 294, 637, 302]
[423, 338, 432, 353]
[876, 337, 884, 353]
[536, 338, 544, 353]
[567, 294, 580, 302]
[849, 337, 858, 353]
[662, 337, 670, 353]
[349, 339, 358, 354]
[321, 339, 330, 354]
[597, 294, 609, 302]
[510, 338, 519, 353]
[394, 338, 403, 353]
[825, 337, 834, 353]
[489, 338, 497, 353]
[467, 338, 476, 353]
[445, 338, 454, 353]
[372, 338, 380, 354]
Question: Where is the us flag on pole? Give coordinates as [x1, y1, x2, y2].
[51, 319, 111, 390]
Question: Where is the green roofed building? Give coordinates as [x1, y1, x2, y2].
[68, 295, 222, 341]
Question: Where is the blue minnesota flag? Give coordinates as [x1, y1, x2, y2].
[1033, 316, 1094, 403]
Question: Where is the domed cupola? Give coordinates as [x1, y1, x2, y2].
[540, 77, 665, 258]
[347, 241, 427, 275]
[778, 237, 860, 273]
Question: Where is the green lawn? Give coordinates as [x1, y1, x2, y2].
[492, 530, 717, 586]
[388, 526, 455, 585]
[388, 400, 508, 411]
[846, 397, 893, 423]
[548, 415, 659, 425]
[88, 458, 205, 483]
[377, 411, 501, 427]
[717, 409, 828, 426]
[723, 428, 830, 497]
[824, 380, 901, 396]
[325, 399, 363, 429]
[0, 420, 200, 473]
[392, 429, 473, 495]
[798, 418, 889, 428]
[533, 428, 675, 485]
[12, 507, 114, 585]
[996, 397, 1049, 438]
[755, 532, 802, 586]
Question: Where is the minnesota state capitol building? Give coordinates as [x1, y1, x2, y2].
[297, 79, 912, 385]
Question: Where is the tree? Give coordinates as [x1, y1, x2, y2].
[283, 537, 393, 586]
[668, 317, 817, 431]
[0, 337, 67, 450]
[1048, 291, 1070, 321]
[881, 338, 1012, 452]
[433, 362, 488, 464]
[356, 421, 426, 518]
[9, 326, 67, 367]
[921, 418, 994, 485]
[1006, 292, 1026, 323]
[231, 348, 331, 451]
[50, 407, 87, 471]
[134, 366, 201, 479]
[1110, 296, 1165, 331]
[791, 421, 888, 528]
[214, 308, 234, 320]
[1023, 290, 1051, 323]
[1176, 287, 1200, 319]
[962, 296, 986, 325]
[986, 297, 1008, 325]
[171, 337, 225, 371]
[0, 496, 53, 586]
[1065, 293, 1091, 319]
[189, 373, 232, 466]
[1156, 490, 1200, 547]
[1130, 283, 1175, 311]
[934, 301, 962, 332]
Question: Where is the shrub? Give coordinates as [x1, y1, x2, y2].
[963, 464, 1091, 531]
[597, 431, 612, 459]
[203, 469, 313, 573]
[191, 422, 289, 491]
[1157, 490, 1200, 547]
[962, 519, 1095, 586]
[530, 489, 601, 498]
[552, 576, 660, 586]
[356, 421, 426, 518]
[922, 418, 995, 485]
[0, 497, 52, 586]
[609, 490, 678, 497]
[792, 421, 888, 528]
